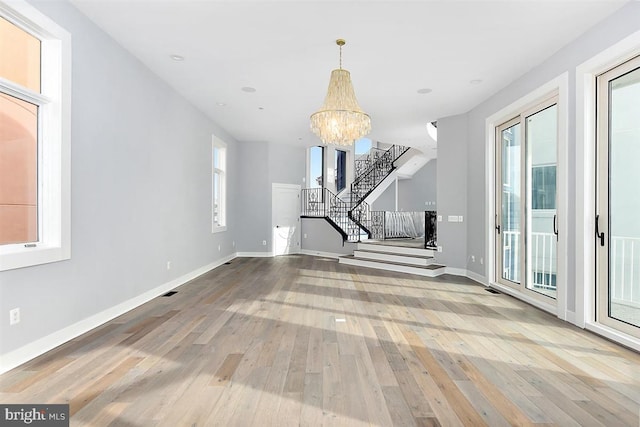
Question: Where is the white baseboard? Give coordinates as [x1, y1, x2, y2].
[565, 310, 577, 325]
[444, 267, 467, 277]
[585, 322, 640, 352]
[236, 251, 274, 257]
[488, 281, 556, 315]
[0, 254, 235, 375]
[466, 270, 487, 286]
[299, 249, 344, 259]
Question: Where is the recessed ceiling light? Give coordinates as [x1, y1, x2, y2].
[470, 79, 483, 85]
[241, 86, 257, 93]
[258, 106, 264, 110]
[170, 54, 184, 61]
[216, 102, 226, 107]
[417, 88, 432, 94]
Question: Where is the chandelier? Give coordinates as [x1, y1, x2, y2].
[310, 39, 371, 146]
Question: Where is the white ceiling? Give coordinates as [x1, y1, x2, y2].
[70, 0, 626, 152]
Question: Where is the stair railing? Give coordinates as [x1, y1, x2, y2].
[301, 187, 366, 242]
[354, 147, 386, 178]
[350, 144, 409, 209]
[301, 144, 409, 243]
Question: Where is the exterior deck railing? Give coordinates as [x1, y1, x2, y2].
[502, 232, 640, 307]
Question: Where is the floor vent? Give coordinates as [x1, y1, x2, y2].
[162, 291, 178, 297]
[485, 288, 500, 294]
[224, 262, 232, 265]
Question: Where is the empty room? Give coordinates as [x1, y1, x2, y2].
[1, 0, 640, 425]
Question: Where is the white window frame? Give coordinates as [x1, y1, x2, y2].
[0, 0, 71, 271]
[212, 135, 227, 233]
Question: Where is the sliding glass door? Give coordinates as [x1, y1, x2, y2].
[525, 104, 558, 298]
[496, 96, 558, 301]
[596, 56, 640, 338]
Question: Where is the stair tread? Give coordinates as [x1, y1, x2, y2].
[341, 255, 445, 270]
[354, 249, 434, 259]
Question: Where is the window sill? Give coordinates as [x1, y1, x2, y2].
[0, 244, 71, 271]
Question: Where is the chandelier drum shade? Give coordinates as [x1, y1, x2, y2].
[310, 39, 371, 146]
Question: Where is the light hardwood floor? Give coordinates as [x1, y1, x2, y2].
[1, 255, 639, 426]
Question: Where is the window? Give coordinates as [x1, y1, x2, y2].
[308, 146, 324, 188]
[0, 93, 38, 245]
[212, 136, 226, 232]
[0, 1, 71, 271]
[531, 165, 556, 210]
[335, 149, 346, 192]
[355, 137, 372, 156]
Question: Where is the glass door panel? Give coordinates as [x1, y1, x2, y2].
[526, 105, 558, 298]
[608, 65, 640, 330]
[499, 122, 521, 285]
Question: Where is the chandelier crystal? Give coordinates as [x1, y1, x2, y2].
[310, 39, 371, 146]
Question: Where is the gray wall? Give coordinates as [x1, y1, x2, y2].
[0, 0, 239, 358]
[372, 160, 437, 212]
[458, 2, 640, 310]
[269, 142, 306, 187]
[235, 141, 305, 253]
[301, 218, 356, 255]
[235, 142, 270, 252]
[436, 116, 468, 269]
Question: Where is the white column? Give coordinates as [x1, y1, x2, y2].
[395, 176, 399, 211]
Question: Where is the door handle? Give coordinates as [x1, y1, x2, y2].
[553, 214, 558, 240]
[495, 214, 501, 234]
[595, 214, 605, 247]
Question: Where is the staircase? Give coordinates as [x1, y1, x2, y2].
[301, 142, 446, 277]
[339, 241, 445, 277]
[301, 143, 410, 242]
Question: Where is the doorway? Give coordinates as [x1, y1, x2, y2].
[495, 94, 559, 303]
[272, 183, 301, 256]
[596, 55, 640, 338]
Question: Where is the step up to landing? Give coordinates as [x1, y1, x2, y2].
[338, 241, 445, 277]
[339, 255, 446, 277]
[356, 242, 435, 257]
[353, 249, 435, 267]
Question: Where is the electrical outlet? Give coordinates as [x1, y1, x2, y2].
[448, 215, 458, 222]
[480, 257, 484, 265]
[304, 233, 307, 239]
[459, 215, 464, 222]
[218, 244, 221, 251]
[471, 255, 475, 262]
[9, 308, 20, 325]
[437, 215, 442, 222]
[166, 261, 171, 270]
[437, 246, 443, 253]
[262, 240, 267, 246]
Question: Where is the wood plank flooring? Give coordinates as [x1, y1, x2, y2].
[1, 255, 639, 426]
